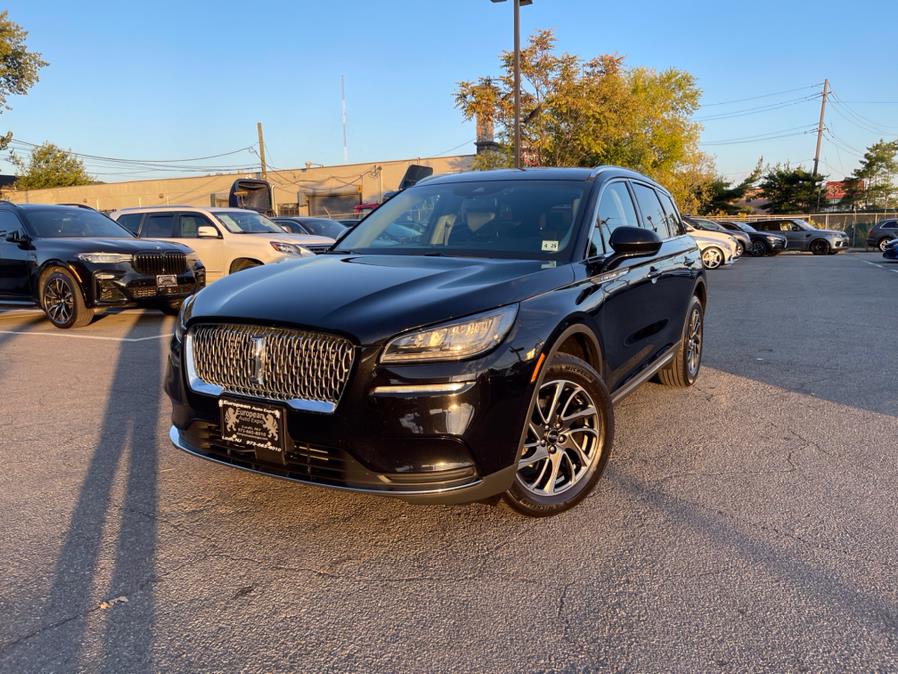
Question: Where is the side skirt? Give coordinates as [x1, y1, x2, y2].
[610, 346, 677, 405]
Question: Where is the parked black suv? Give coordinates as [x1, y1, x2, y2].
[866, 218, 898, 251]
[167, 167, 707, 515]
[0, 202, 205, 328]
[719, 221, 788, 256]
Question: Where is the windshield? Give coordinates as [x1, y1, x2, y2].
[301, 219, 346, 239]
[215, 211, 283, 234]
[733, 222, 757, 233]
[333, 180, 589, 260]
[697, 219, 727, 233]
[24, 208, 133, 238]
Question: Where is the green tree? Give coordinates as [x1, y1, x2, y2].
[840, 139, 898, 210]
[758, 164, 825, 213]
[0, 11, 48, 149]
[455, 29, 708, 209]
[693, 159, 763, 215]
[11, 142, 93, 190]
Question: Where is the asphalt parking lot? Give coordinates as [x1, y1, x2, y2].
[1, 252, 896, 672]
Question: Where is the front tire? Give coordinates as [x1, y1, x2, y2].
[735, 240, 744, 257]
[879, 238, 892, 252]
[659, 295, 704, 388]
[750, 240, 769, 257]
[701, 246, 724, 269]
[810, 239, 830, 255]
[503, 354, 613, 517]
[40, 267, 92, 329]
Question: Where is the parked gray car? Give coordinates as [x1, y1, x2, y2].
[865, 218, 898, 251]
[751, 218, 849, 255]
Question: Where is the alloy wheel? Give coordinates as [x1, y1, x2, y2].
[735, 241, 744, 257]
[517, 379, 601, 496]
[751, 240, 767, 256]
[702, 247, 723, 269]
[44, 277, 74, 325]
[686, 306, 703, 378]
[880, 239, 891, 252]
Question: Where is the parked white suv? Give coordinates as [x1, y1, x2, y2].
[110, 206, 335, 281]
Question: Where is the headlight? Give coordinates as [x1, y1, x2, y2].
[270, 241, 307, 255]
[174, 293, 197, 341]
[381, 305, 518, 363]
[76, 252, 133, 264]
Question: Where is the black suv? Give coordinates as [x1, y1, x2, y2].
[0, 202, 205, 328]
[167, 167, 706, 516]
[866, 218, 898, 251]
[719, 220, 788, 256]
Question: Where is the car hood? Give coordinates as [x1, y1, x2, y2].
[245, 232, 335, 246]
[37, 237, 193, 254]
[813, 229, 847, 237]
[189, 254, 575, 344]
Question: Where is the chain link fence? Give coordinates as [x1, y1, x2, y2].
[726, 213, 898, 249]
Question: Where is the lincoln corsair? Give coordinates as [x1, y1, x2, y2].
[167, 167, 707, 516]
[0, 202, 205, 328]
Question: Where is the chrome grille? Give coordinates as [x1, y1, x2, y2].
[133, 252, 187, 275]
[187, 323, 355, 412]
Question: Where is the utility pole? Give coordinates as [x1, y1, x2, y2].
[513, 0, 522, 168]
[341, 75, 349, 164]
[812, 79, 829, 178]
[256, 121, 267, 179]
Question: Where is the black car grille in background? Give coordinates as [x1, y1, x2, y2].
[133, 252, 187, 275]
[189, 323, 355, 409]
[304, 244, 332, 254]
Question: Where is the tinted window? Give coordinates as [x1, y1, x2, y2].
[178, 213, 214, 238]
[753, 221, 773, 232]
[274, 219, 308, 234]
[24, 207, 132, 238]
[631, 183, 670, 238]
[0, 210, 22, 235]
[299, 218, 347, 238]
[141, 213, 176, 238]
[334, 180, 590, 261]
[882, 221, 897, 229]
[657, 192, 684, 236]
[116, 213, 142, 235]
[590, 182, 639, 256]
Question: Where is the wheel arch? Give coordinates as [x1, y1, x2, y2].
[36, 260, 90, 304]
[229, 257, 264, 274]
[542, 320, 604, 380]
[693, 278, 707, 308]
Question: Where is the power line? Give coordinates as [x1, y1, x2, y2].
[7, 138, 257, 164]
[701, 125, 818, 146]
[699, 83, 823, 108]
[695, 94, 820, 122]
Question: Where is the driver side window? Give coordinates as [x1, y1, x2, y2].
[0, 211, 22, 237]
[589, 182, 639, 257]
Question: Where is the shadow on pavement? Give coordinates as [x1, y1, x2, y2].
[38, 319, 163, 670]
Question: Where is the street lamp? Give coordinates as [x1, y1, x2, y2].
[491, 0, 532, 169]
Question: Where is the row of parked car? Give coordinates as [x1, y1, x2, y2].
[0, 190, 884, 330]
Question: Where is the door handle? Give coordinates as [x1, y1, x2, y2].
[684, 256, 696, 267]
[648, 266, 661, 284]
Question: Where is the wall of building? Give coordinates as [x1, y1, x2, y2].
[5, 155, 474, 215]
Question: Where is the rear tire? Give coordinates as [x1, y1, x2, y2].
[659, 296, 704, 388]
[503, 354, 613, 517]
[39, 267, 92, 329]
[734, 240, 744, 257]
[879, 238, 892, 252]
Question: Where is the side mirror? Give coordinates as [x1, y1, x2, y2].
[197, 225, 219, 239]
[5, 230, 28, 245]
[603, 226, 662, 270]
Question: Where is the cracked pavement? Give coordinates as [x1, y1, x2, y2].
[1, 252, 896, 672]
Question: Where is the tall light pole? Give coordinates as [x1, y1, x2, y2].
[491, 0, 532, 169]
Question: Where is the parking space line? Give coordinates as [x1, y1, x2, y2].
[0, 330, 169, 342]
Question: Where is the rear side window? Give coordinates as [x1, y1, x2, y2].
[178, 213, 214, 238]
[141, 213, 176, 238]
[882, 221, 897, 229]
[116, 213, 142, 235]
[656, 192, 684, 236]
[589, 182, 639, 256]
[631, 183, 670, 239]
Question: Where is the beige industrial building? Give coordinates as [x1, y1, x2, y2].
[5, 154, 473, 217]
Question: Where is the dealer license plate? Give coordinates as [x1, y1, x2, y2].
[219, 398, 287, 464]
[156, 274, 178, 289]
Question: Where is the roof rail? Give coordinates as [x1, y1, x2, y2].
[0, 200, 16, 207]
[59, 202, 97, 210]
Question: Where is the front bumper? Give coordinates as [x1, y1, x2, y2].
[86, 265, 205, 307]
[165, 331, 536, 504]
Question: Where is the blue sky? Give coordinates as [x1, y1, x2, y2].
[3, 0, 896, 184]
